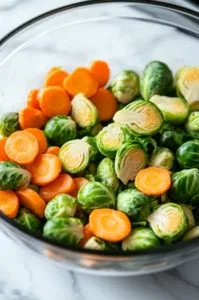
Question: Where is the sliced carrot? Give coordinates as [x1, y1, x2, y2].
[38, 86, 71, 117]
[63, 67, 98, 98]
[27, 89, 40, 110]
[39, 174, 76, 202]
[25, 128, 47, 154]
[16, 188, 46, 218]
[27, 153, 61, 186]
[79, 224, 94, 247]
[46, 66, 62, 76]
[45, 146, 60, 156]
[135, 167, 171, 196]
[0, 190, 19, 218]
[90, 88, 118, 121]
[89, 60, 110, 87]
[5, 131, 39, 164]
[89, 209, 131, 242]
[44, 69, 69, 88]
[70, 177, 89, 198]
[19, 107, 48, 130]
[0, 138, 9, 161]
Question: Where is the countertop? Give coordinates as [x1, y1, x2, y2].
[0, 1, 199, 300]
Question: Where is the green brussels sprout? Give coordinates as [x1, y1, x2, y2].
[45, 194, 77, 219]
[131, 136, 157, 153]
[117, 189, 151, 221]
[159, 129, 190, 151]
[28, 184, 39, 193]
[140, 61, 173, 101]
[85, 174, 96, 182]
[59, 139, 92, 174]
[147, 203, 188, 241]
[0, 112, 19, 137]
[109, 70, 140, 104]
[77, 182, 116, 213]
[44, 116, 76, 147]
[0, 161, 31, 190]
[84, 236, 106, 250]
[82, 136, 101, 163]
[176, 140, 199, 169]
[43, 217, 83, 245]
[122, 228, 160, 251]
[180, 204, 195, 230]
[15, 208, 43, 233]
[90, 123, 104, 137]
[71, 93, 98, 128]
[149, 147, 174, 170]
[185, 112, 199, 138]
[150, 95, 189, 125]
[113, 100, 163, 136]
[183, 226, 199, 240]
[115, 143, 147, 184]
[97, 158, 120, 193]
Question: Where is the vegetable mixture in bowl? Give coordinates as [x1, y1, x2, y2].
[0, 60, 199, 252]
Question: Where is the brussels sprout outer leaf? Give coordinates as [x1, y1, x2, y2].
[45, 194, 77, 219]
[15, 208, 43, 233]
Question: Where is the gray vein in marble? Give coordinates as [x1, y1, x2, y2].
[70, 271, 88, 300]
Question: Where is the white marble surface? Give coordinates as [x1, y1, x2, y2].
[0, 1, 199, 300]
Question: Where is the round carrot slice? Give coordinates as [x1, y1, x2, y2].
[5, 131, 39, 164]
[0, 190, 19, 218]
[19, 107, 48, 130]
[27, 89, 40, 110]
[0, 138, 9, 161]
[89, 60, 110, 87]
[44, 69, 69, 88]
[79, 224, 93, 247]
[25, 128, 47, 154]
[45, 146, 60, 156]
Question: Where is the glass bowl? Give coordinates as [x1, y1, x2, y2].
[0, 0, 199, 276]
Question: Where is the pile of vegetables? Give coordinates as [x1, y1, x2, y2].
[0, 60, 199, 252]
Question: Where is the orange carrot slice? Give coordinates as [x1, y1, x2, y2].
[71, 177, 89, 198]
[27, 89, 40, 110]
[79, 224, 94, 247]
[44, 69, 69, 88]
[25, 128, 47, 154]
[89, 60, 110, 87]
[45, 146, 60, 156]
[0, 138, 9, 161]
[0, 190, 19, 218]
[19, 107, 48, 130]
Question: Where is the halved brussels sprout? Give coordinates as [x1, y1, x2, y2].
[97, 157, 120, 193]
[109, 70, 140, 104]
[117, 189, 151, 221]
[15, 208, 43, 233]
[115, 143, 147, 184]
[183, 226, 199, 240]
[180, 204, 195, 230]
[90, 123, 104, 137]
[122, 228, 160, 251]
[84, 236, 106, 250]
[177, 140, 199, 169]
[150, 95, 189, 125]
[45, 194, 77, 219]
[159, 128, 190, 151]
[82, 136, 102, 163]
[59, 139, 92, 174]
[140, 61, 173, 100]
[44, 115, 76, 147]
[0, 112, 19, 137]
[77, 182, 116, 213]
[149, 147, 174, 170]
[71, 93, 98, 128]
[176, 66, 199, 111]
[147, 203, 188, 241]
[185, 112, 199, 138]
[113, 100, 163, 136]
[0, 161, 31, 190]
[43, 217, 83, 245]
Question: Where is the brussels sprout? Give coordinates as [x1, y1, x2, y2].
[90, 123, 104, 137]
[149, 147, 174, 170]
[150, 95, 189, 125]
[44, 116, 76, 147]
[84, 236, 106, 250]
[71, 93, 98, 128]
[77, 182, 116, 213]
[109, 70, 140, 104]
[140, 61, 173, 100]
[176, 66, 199, 111]
[176, 140, 199, 169]
[113, 100, 163, 136]
[183, 226, 199, 240]
[115, 143, 147, 184]
[59, 139, 92, 174]
[82, 136, 101, 163]
[180, 204, 195, 230]
[43, 217, 83, 245]
[147, 203, 188, 241]
[159, 129, 190, 151]
[15, 208, 43, 233]
[132, 136, 157, 153]
[117, 189, 151, 221]
[0, 161, 31, 190]
[185, 112, 199, 138]
[85, 174, 96, 182]
[0, 112, 19, 137]
[97, 158, 120, 193]
[45, 194, 77, 219]
[122, 228, 160, 251]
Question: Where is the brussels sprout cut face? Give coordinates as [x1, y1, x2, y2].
[113, 100, 163, 136]
[45, 194, 77, 219]
[185, 112, 199, 138]
[0, 112, 19, 137]
[97, 157, 120, 193]
[84, 236, 106, 250]
[149, 147, 174, 170]
[176, 140, 199, 169]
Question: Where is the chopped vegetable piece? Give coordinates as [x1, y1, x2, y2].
[19, 107, 48, 130]
[0, 138, 9, 161]
[89, 60, 110, 87]
[0, 112, 19, 137]
[27, 89, 40, 110]
[25, 128, 47, 154]
[45, 146, 60, 156]
[84, 236, 106, 250]
[0, 190, 19, 218]
[44, 69, 69, 88]
[71, 177, 89, 198]
[45, 194, 77, 219]
[15, 208, 43, 233]
[79, 223, 94, 247]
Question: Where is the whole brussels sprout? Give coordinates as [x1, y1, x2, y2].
[77, 182, 116, 213]
[180, 204, 195, 230]
[176, 140, 199, 169]
[97, 158, 120, 193]
[43, 217, 83, 245]
[109, 70, 140, 104]
[84, 236, 106, 250]
[59, 139, 92, 174]
[15, 208, 43, 233]
[185, 112, 199, 138]
[183, 226, 199, 240]
[131, 136, 157, 153]
[117, 189, 151, 221]
[90, 123, 104, 137]
[122, 228, 160, 251]
[0, 112, 19, 137]
[150, 95, 189, 125]
[0, 161, 31, 190]
[45, 194, 77, 219]
[149, 147, 174, 170]
[159, 128, 190, 151]
[82, 136, 102, 163]
[115, 142, 147, 184]
[44, 115, 76, 147]
[140, 61, 173, 100]
[113, 100, 163, 136]
[147, 203, 188, 241]
[71, 93, 98, 128]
